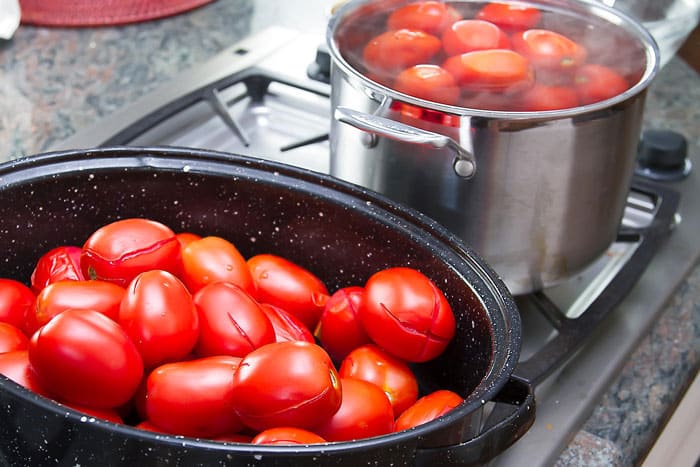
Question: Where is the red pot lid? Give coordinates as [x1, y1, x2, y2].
[19, 0, 215, 27]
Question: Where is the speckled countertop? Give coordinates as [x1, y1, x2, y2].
[0, 0, 698, 465]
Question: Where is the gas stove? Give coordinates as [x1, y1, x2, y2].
[54, 27, 699, 466]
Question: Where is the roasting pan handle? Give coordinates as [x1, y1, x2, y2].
[334, 106, 477, 179]
[413, 375, 535, 467]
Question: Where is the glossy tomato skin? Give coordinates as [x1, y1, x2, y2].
[362, 29, 442, 76]
[517, 83, 580, 111]
[180, 236, 255, 295]
[193, 281, 275, 357]
[34, 279, 126, 328]
[252, 427, 327, 445]
[0, 278, 36, 334]
[574, 63, 629, 105]
[28, 309, 144, 409]
[231, 341, 341, 432]
[30, 246, 84, 293]
[248, 254, 330, 330]
[339, 344, 419, 418]
[81, 218, 181, 287]
[394, 389, 463, 431]
[387, 1, 461, 35]
[0, 322, 29, 353]
[441, 19, 510, 56]
[511, 29, 587, 71]
[315, 286, 371, 363]
[443, 49, 534, 93]
[313, 378, 394, 442]
[360, 267, 456, 362]
[393, 64, 461, 105]
[475, 2, 542, 33]
[119, 270, 199, 368]
[0, 350, 50, 396]
[259, 303, 314, 344]
[145, 355, 244, 438]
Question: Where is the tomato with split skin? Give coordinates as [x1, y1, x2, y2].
[315, 286, 371, 363]
[30, 245, 84, 293]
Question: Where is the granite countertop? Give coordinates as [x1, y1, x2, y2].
[0, 0, 698, 465]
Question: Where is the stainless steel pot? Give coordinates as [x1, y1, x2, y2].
[326, 0, 659, 295]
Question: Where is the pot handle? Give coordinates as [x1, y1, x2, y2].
[413, 375, 535, 467]
[334, 106, 477, 179]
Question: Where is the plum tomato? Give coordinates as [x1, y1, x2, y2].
[394, 389, 464, 431]
[511, 29, 587, 71]
[119, 270, 199, 368]
[145, 355, 244, 438]
[28, 309, 144, 409]
[0, 322, 29, 354]
[0, 350, 50, 396]
[252, 427, 327, 445]
[247, 254, 330, 330]
[443, 49, 533, 93]
[475, 2, 542, 33]
[231, 341, 341, 432]
[393, 64, 461, 105]
[441, 19, 510, 56]
[313, 377, 394, 442]
[360, 267, 455, 362]
[0, 278, 35, 334]
[30, 245, 84, 293]
[260, 303, 315, 344]
[81, 218, 181, 287]
[517, 83, 580, 111]
[175, 232, 201, 249]
[192, 281, 275, 357]
[315, 286, 371, 363]
[179, 236, 255, 295]
[34, 279, 125, 328]
[339, 344, 419, 418]
[362, 29, 442, 76]
[387, 1, 461, 35]
[574, 63, 629, 105]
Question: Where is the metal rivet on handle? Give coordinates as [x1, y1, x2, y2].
[454, 158, 476, 178]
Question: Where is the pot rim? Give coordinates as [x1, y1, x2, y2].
[0, 146, 522, 454]
[327, 0, 660, 119]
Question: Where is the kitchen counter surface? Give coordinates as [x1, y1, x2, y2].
[0, 1, 698, 465]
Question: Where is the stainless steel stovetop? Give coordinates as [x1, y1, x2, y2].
[54, 27, 700, 466]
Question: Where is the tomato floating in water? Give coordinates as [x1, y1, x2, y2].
[387, 1, 461, 35]
[441, 19, 510, 56]
[394, 64, 461, 105]
[362, 29, 442, 76]
[574, 63, 630, 105]
[511, 28, 587, 71]
[443, 49, 533, 93]
[517, 83, 580, 111]
[475, 2, 542, 33]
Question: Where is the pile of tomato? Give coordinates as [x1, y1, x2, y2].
[0, 217, 465, 445]
[356, 0, 637, 111]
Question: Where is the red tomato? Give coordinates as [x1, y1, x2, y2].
[360, 267, 455, 362]
[28, 309, 144, 409]
[252, 427, 327, 445]
[362, 29, 442, 76]
[30, 246, 84, 293]
[443, 49, 533, 93]
[64, 403, 124, 424]
[339, 344, 419, 418]
[34, 280, 125, 327]
[175, 232, 201, 248]
[441, 19, 510, 56]
[574, 63, 629, 105]
[81, 218, 181, 287]
[119, 270, 199, 368]
[475, 2, 542, 33]
[259, 303, 315, 344]
[460, 91, 513, 111]
[145, 356, 244, 438]
[135, 420, 164, 433]
[231, 341, 341, 431]
[0, 278, 35, 334]
[193, 281, 275, 357]
[393, 64, 461, 105]
[180, 236, 255, 295]
[247, 254, 330, 330]
[313, 378, 394, 442]
[0, 323, 29, 353]
[0, 350, 50, 396]
[394, 389, 463, 431]
[387, 1, 461, 35]
[315, 286, 371, 363]
[511, 29, 587, 71]
[517, 83, 580, 111]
